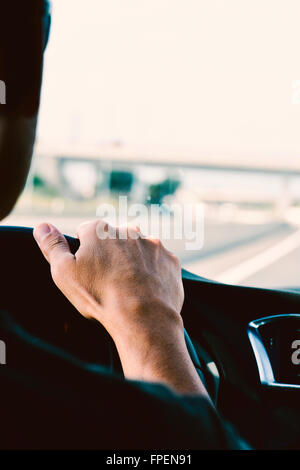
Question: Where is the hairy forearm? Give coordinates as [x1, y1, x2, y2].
[118, 342, 210, 397]
[114, 320, 211, 398]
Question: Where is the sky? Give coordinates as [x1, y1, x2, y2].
[37, 0, 300, 165]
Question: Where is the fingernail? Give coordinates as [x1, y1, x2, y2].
[34, 223, 51, 243]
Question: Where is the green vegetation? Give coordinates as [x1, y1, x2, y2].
[147, 178, 181, 205]
[109, 170, 134, 194]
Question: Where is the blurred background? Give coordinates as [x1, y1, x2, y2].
[3, 0, 300, 289]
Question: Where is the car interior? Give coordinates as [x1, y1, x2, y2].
[1, 0, 300, 451]
[1, 226, 300, 449]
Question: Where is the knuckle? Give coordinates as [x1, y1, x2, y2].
[149, 236, 161, 246]
[77, 219, 99, 237]
[40, 232, 63, 255]
[127, 226, 140, 240]
[127, 224, 140, 233]
[47, 235, 64, 250]
[171, 253, 180, 265]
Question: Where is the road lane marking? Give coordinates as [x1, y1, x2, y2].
[216, 228, 300, 285]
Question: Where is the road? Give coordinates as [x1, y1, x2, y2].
[2, 212, 300, 290]
[185, 223, 300, 290]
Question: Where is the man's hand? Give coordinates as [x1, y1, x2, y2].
[33, 220, 210, 397]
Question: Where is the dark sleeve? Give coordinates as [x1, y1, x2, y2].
[0, 311, 244, 450]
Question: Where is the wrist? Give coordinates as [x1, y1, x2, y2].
[109, 300, 184, 351]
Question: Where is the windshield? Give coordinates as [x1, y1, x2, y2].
[3, 0, 300, 289]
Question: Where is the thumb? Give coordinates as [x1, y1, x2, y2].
[33, 223, 75, 268]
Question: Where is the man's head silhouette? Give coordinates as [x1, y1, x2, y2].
[0, 1, 50, 220]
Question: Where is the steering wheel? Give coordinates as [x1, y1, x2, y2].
[0, 226, 204, 386]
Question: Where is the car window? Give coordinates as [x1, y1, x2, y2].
[3, 0, 300, 289]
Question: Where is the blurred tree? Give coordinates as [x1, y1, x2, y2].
[147, 178, 181, 205]
[33, 173, 58, 197]
[109, 170, 134, 194]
